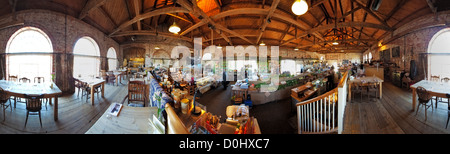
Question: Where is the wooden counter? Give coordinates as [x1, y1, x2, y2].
[291, 82, 317, 102]
[364, 66, 384, 80]
[86, 104, 158, 134]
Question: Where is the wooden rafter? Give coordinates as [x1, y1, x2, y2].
[426, 0, 437, 14]
[109, 7, 189, 36]
[79, 0, 107, 19]
[384, 0, 407, 22]
[177, 0, 248, 45]
[133, 0, 141, 30]
[281, 21, 392, 46]
[98, 6, 117, 28]
[110, 30, 192, 42]
[350, 0, 390, 28]
[256, 0, 280, 45]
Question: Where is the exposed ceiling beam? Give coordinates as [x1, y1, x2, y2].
[350, 0, 390, 28]
[426, 0, 437, 14]
[384, 0, 407, 22]
[110, 30, 192, 42]
[281, 21, 392, 46]
[109, 7, 189, 36]
[337, 6, 361, 22]
[256, 0, 280, 45]
[178, 0, 249, 45]
[133, 0, 142, 30]
[79, 0, 107, 19]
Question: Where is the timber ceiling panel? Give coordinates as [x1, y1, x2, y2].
[1, 0, 450, 53]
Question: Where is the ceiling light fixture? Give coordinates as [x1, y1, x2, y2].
[155, 46, 160, 50]
[294, 48, 299, 51]
[259, 41, 266, 46]
[217, 44, 222, 49]
[332, 41, 339, 45]
[291, 0, 308, 16]
[169, 22, 181, 34]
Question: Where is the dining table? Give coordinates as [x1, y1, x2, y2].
[347, 76, 384, 102]
[0, 80, 62, 120]
[410, 80, 450, 111]
[74, 77, 106, 105]
[113, 71, 126, 86]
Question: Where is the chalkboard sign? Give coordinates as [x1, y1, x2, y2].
[392, 46, 400, 57]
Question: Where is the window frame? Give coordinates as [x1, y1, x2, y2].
[5, 26, 53, 81]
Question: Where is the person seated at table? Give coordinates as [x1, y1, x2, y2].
[357, 64, 365, 77]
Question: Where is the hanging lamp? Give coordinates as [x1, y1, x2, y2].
[169, 22, 181, 34]
[292, 0, 308, 15]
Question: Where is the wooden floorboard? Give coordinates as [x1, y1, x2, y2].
[0, 83, 128, 134]
[343, 81, 450, 134]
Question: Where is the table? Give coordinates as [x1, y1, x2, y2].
[74, 77, 106, 105]
[86, 103, 158, 134]
[0, 80, 62, 120]
[113, 71, 126, 86]
[348, 76, 384, 101]
[410, 80, 450, 111]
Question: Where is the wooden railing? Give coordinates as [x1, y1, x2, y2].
[296, 71, 349, 134]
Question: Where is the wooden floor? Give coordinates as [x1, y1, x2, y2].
[0, 82, 128, 134]
[343, 81, 450, 134]
[2, 79, 449, 134]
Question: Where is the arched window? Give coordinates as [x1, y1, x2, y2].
[427, 28, 450, 78]
[368, 52, 372, 63]
[73, 37, 100, 78]
[107, 47, 118, 71]
[6, 27, 53, 81]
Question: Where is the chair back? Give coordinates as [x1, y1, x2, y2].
[128, 81, 148, 105]
[19, 77, 30, 83]
[416, 86, 432, 102]
[74, 78, 83, 88]
[430, 75, 440, 82]
[34, 77, 45, 83]
[24, 94, 44, 112]
[442, 77, 450, 83]
[8, 75, 17, 82]
[0, 89, 9, 104]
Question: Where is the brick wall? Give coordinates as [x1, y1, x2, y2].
[0, 9, 120, 94]
[363, 10, 450, 81]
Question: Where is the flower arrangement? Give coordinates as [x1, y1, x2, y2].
[51, 72, 56, 81]
[153, 91, 164, 121]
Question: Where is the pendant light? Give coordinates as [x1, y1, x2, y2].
[168, 2, 181, 34]
[259, 41, 266, 46]
[291, 0, 308, 15]
[169, 22, 181, 34]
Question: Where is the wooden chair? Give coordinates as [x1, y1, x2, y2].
[429, 75, 441, 106]
[442, 77, 450, 83]
[81, 82, 101, 103]
[430, 75, 440, 82]
[19, 77, 30, 83]
[232, 89, 245, 104]
[74, 78, 83, 97]
[122, 81, 148, 107]
[24, 94, 44, 127]
[8, 75, 17, 82]
[0, 88, 11, 121]
[34, 77, 45, 83]
[351, 82, 366, 103]
[106, 71, 116, 85]
[366, 82, 379, 101]
[415, 86, 434, 121]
